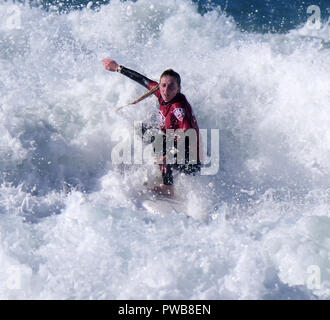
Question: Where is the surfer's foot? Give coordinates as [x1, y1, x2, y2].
[151, 184, 174, 197]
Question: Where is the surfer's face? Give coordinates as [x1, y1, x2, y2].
[159, 76, 180, 103]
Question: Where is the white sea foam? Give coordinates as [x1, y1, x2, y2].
[0, 0, 330, 299]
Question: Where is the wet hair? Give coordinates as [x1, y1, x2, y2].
[160, 69, 181, 87]
[116, 69, 181, 112]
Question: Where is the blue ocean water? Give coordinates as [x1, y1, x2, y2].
[1, 0, 330, 300]
[23, 0, 330, 32]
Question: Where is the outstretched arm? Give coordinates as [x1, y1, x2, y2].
[102, 58, 153, 89]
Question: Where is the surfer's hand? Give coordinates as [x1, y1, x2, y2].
[101, 59, 119, 72]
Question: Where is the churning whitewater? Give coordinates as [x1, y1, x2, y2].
[0, 0, 330, 299]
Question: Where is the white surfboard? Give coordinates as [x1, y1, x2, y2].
[142, 197, 187, 216]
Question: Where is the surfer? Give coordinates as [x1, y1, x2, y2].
[102, 58, 201, 197]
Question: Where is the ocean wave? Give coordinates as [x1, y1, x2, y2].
[0, 0, 330, 299]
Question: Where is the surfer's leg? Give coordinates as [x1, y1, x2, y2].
[162, 164, 173, 185]
[150, 164, 174, 197]
[154, 164, 174, 196]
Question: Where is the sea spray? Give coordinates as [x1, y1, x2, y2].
[0, 0, 329, 299]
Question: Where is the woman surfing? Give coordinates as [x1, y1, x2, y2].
[102, 58, 201, 198]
